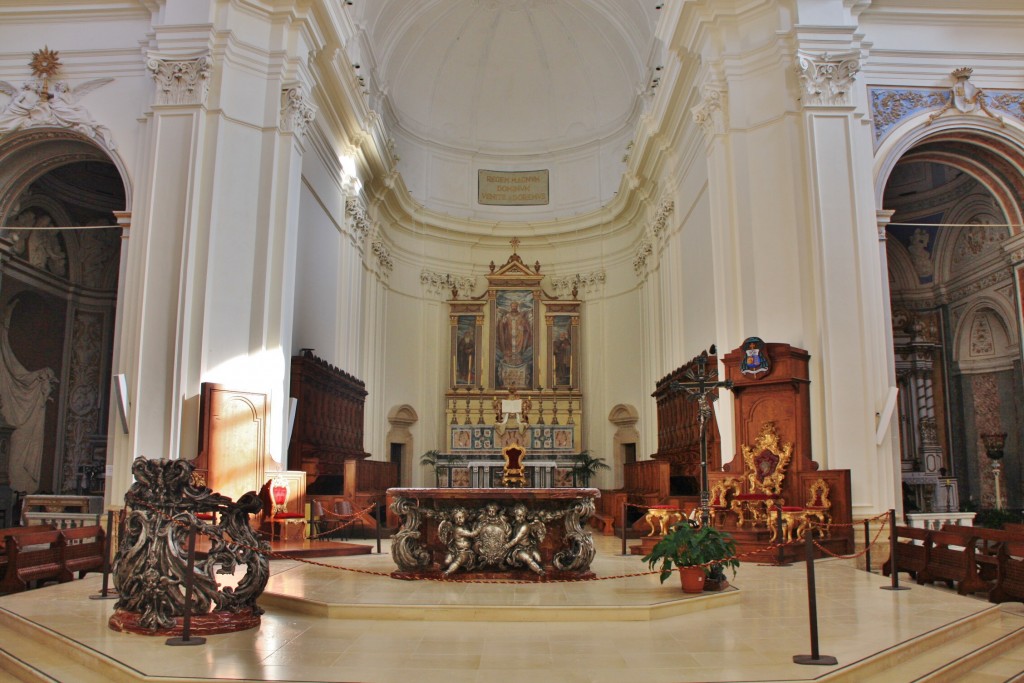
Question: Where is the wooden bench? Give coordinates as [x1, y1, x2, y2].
[0, 530, 67, 594]
[989, 540, 1024, 604]
[941, 524, 1024, 584]
[0, 525, 56, 580]
[882, 525, 930, 580]
[918, 528, 989, 595]
[60, 525, 106, 580]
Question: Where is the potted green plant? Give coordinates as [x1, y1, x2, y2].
[642, 521, 740, 593]
[420, 450, 464, 487]
[571, 450, 610, 487]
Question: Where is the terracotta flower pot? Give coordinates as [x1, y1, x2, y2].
[678, 566, 705, 593]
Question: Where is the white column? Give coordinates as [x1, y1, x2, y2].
[691, 83, 737, 466]
[797, 48, 899, 515]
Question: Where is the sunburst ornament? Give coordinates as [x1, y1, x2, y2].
[29, 46, 62, 79]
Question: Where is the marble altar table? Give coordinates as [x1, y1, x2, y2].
[388, 487, 599, 580]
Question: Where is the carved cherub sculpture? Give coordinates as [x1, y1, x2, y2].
[504, 503, 546, 575]
[438, 507, 478, 576]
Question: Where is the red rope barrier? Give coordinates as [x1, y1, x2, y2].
[126, 497, 886, 585]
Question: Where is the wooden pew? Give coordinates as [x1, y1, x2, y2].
[917, 528, 990, 595]
[0, 525, 56, 581]
[882, 525, 930, 580]
[941, 524, 1024, 584]
[989, 540, 1024, 604]
[60, 525, 105, 580]
[0, 529, 66, 594]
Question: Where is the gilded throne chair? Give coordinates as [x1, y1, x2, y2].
[731, 422, 793, 529]
[502, 444, 527, 488]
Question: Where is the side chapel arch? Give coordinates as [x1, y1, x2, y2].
[875, 105, 1024, 511]
[0, 126, 128, 507]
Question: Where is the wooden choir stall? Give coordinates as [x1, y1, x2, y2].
[288, 351, 397, 535]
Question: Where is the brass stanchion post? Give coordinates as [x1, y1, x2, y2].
[881, 508, 909, 591]
[793, 527, 837, 666]
[90, 509, 118, 600]
[166, 523, 206, 646]
[621, 501, 628, 556]
[375, 502, 382, 554]
[863, 519, 871, 573]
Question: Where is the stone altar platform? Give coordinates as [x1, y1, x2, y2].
[388, 487, 599, 580]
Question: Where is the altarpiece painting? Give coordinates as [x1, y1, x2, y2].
[493, 289, 536, 389]
[439, 245, 584, 487]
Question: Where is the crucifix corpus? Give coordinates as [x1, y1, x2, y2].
[669, 347, 734, 527]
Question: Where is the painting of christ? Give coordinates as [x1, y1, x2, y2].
[493, 290, 535, 389]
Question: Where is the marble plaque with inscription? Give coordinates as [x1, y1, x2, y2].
[478, 170, 549, 206]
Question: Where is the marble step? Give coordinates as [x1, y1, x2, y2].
[836, 603, 1024, 682]
[0, 609, 112, 683]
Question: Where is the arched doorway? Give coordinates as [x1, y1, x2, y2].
[0, 129, 127, 514]
[880, 125, 1023, 518]
[386, 404, 418, 485]
[608, 403, 640, 489]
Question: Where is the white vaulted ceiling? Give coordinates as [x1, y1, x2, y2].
[351, 0, 662, 220]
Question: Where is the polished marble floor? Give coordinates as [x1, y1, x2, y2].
[1, 534, 1023, 682]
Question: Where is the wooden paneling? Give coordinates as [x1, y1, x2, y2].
[288, 351, 369, 478]
[650, 353, 722, 479]
[196, 383, 267, 503]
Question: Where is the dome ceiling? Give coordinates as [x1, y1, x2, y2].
[356, 1, 661, 156]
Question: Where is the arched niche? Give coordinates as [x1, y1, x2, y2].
[608, 403, 639, 488]
[386, 404, 419, 486]
[953, 301, 1018, 375]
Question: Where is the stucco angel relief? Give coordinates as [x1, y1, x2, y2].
[0, 77, 115, 150]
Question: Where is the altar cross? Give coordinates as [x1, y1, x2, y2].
[509, 236, 520, 255]
[669, 348, 734, 527]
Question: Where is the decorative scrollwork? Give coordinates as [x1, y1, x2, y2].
[796, 50, 860, 107]
[390, 496, 432, 571]
[553, 497, 596, 572]
[110, 457, 269, 635]
[389, 494, 593, 578]
[146, 53, 213, 106]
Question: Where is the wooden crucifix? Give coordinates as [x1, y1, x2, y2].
[669, 348, 734, 527]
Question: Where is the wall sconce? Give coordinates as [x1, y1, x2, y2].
[980, 432, 1006, 460]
